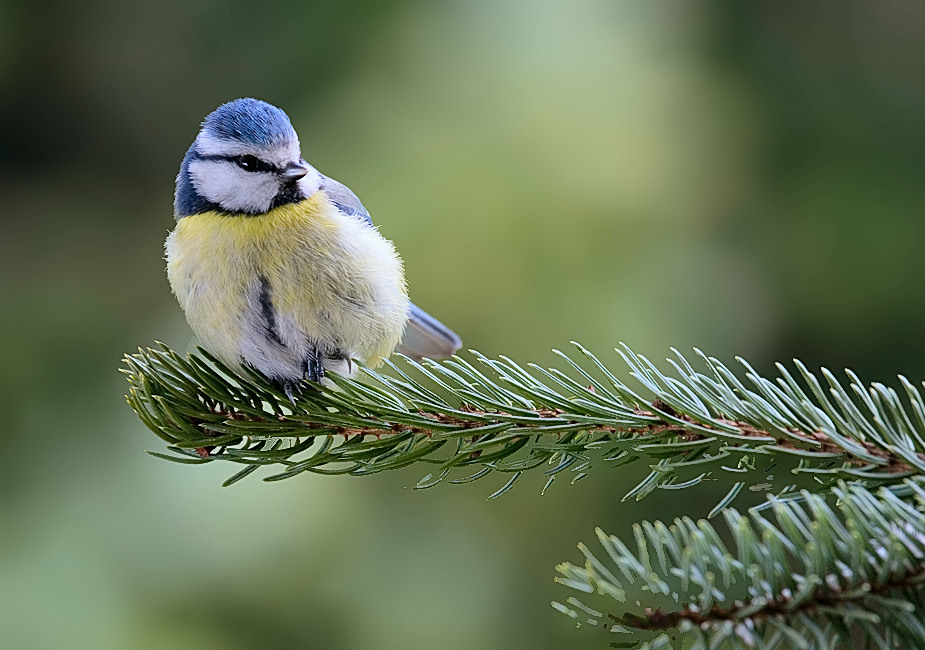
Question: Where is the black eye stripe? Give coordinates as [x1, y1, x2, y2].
[196, 153, 280, 173]
[234, 155, 277, 173]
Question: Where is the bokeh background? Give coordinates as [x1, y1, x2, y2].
[2, 1, 924, 647]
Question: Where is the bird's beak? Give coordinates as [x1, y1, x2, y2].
[281, 161, 309, 181]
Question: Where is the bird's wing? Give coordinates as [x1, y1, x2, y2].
[396, 303, 462, 361]
[320, 174, 373, 225]
[321, 174, 462, 360]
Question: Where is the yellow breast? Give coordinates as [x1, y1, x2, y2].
[165, 192, 408, 376]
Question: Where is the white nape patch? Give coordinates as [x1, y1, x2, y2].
[188, 158, 280, 214]
[297, 167, 323, 198]
[196, 132, 301, 169]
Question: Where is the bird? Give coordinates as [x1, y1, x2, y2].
[166, 98, 461, 399]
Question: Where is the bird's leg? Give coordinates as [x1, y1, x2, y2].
[302, 346, 325, 383]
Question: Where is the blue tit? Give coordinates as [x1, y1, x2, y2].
[166, 98, 461, 397]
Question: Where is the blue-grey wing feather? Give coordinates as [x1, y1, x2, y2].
[321, 174, 461, 360]
[321, 174, 373, 225]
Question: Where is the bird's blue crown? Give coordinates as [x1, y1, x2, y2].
[202, 98, 296, 146]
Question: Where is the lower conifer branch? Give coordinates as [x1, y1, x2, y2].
[555, 481, 925, 648]
[615, 568, 925, 631]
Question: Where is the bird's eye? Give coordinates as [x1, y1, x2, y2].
[235, 155, 261, 172]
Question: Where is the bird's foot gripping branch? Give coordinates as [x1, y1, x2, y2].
[123, 341, 925, 648]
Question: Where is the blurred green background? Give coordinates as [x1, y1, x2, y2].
[2, 1, 924, 648]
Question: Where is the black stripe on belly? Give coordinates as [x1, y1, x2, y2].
[258, 276, 284, 346]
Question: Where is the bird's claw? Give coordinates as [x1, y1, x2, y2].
[283, 379, 300, 405]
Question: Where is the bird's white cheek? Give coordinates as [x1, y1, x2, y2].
[188, 159, 279, 213]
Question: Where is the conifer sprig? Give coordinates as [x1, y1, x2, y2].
[554, 480, 925, 649]
[123, 342, 925, 504]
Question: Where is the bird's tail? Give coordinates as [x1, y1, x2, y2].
[395, 303, 462, 361]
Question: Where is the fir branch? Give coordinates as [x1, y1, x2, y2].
[553, 480, 925, 649]
[123, 342, 925, 506]
[123, 341, 925, 647]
